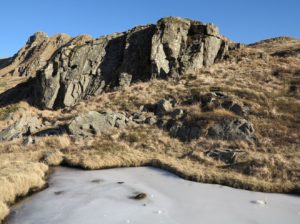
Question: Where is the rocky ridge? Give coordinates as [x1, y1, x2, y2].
[31, 17, 232, 109]
[0, 32, 71, 77]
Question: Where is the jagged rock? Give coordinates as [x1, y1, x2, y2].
[32, 17, 230, 109]
[199, 92, 220, 111]
[34, 27, 155, 109]
[131, 113, 146, 124]
[115, 119, 127, 128]
[155, 98, 175, 116]
[170, 109, 184, 119]
[199, 92, 249, 116]
[151, 17, 228, 77]
[145, 116, 157, 125]
[169, 123, 201, 141]
[156, 119, 168, 128]
[0, 32, 71, 77]
[0, 116, 43, 141]
[208, 118, 255, 142]
[68, 111, 128, 137]
[221, 99, 249, 116]
[157, 119, 201, 141]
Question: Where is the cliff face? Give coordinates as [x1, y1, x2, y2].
[33, 17, 230, 109]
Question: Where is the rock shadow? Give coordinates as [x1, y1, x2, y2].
[0, 77, 37, 107]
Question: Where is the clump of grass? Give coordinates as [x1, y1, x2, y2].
[0, 104, 19, 120]
[0, 82, 6, 88]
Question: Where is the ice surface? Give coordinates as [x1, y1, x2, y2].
[6, 167, 300, 224]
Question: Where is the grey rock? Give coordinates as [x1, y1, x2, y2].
[118, 73, 132, 87]
[151, 17, 228, 78]
[1, 32, 71, 77]
[208, 118, 255, 142]
[156, 119, 168, 128]
[176, 125, 201, 141]
[171, 109, 184, 119]
[35, 26, 155, 109]
[155, 99, 174, 116]
[131, 113, 146, 124]
[145, 116, 157, 125]
[115, 119, 127, 128]
[68, 111, 127, 137]
[200, 92, 219, 111]
[0, 116, 43, 141]
[221, 100, 249, 116]
[33, 17, 229, 109]
[167, 120, 200, 141]
[205, 148, 245, 164]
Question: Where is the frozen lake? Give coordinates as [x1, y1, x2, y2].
[6, 167, 300, 224]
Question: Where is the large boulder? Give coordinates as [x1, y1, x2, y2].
[151, 17, 227, 78]
[68, 111, 128, 137]
[155, 98, 175, 116]
[33, 17, 230, 109]
[0, 116, 43, 141]
[208, 118, 255, 142]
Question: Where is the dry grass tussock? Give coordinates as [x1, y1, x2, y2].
[0, 45, 300, 222]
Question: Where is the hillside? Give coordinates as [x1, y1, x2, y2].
[0, 17, 299, 222]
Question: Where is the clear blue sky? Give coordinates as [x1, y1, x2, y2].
[1, 0, 299, 57]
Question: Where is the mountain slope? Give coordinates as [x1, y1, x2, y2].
[0, 17, 299, 222]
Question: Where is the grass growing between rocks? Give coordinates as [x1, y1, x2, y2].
[0, 43, 300, 222]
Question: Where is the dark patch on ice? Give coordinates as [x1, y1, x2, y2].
[54, 191, 65, 195]
[130, 193, 147, 200]
[91, 179, 104, 183]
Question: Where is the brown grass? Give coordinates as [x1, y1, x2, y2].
[0, 44, 300, 222]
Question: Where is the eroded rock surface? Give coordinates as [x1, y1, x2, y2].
[0, 116, 43, 141]
[33, 17, 230, 109]
[68, 111, 129, 137]
[0, 32, 71, 77]
[208, 118, 255, 142]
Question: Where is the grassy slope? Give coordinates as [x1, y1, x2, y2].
[0, 39, 300, 222]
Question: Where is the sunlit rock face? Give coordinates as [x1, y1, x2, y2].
[34, 17, 230, 109]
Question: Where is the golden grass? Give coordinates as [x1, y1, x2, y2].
[0, 202, 8, 223]
[0, 45, 300, 222]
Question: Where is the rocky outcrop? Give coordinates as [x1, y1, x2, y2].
[0, 116, 43, 141]
[33, 17, 230, 109]
[137, 97, 255, 142]
[208, 117, 255, 142]
[199, 91, 249, 116]
[0, 32, 71, 77]
[151, 17, 227, 78]
[68, 111, 130, 137]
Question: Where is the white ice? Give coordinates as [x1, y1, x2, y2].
[6, 167, 300, 224]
